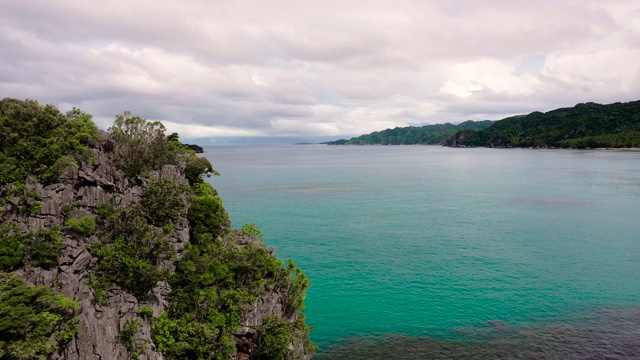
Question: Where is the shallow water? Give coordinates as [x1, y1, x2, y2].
[203, 146, 640, 357]
[315, 305, 640, 359]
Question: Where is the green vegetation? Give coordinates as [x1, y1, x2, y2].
[187, 195, 231, 243]
[151, 238, 271, 358]
[65, 215, 97, 236]
[119, 319, 149, 359]
[282, 260, 311, 315]
[0, 184, 43, 216]
[447, 100, 640, 148]
[108, 112, 188, 181]
[0, 272, 79, 359]
[240, 223, 262, 237]
[0, 226, 28, 271]
[0, 98, 99, 186]
[152, 233, 313, 360]
[0, 225, 64, 271]
[0, 101, 315, 359]
[191, 182, 218, 197]
[327, 120, 494, 145]
[91, 204, 173, 298]
[184, 156, 218, 185]
[138, 307, 154, 319]
[28, 227, 64, 270]
[102, 114, 314, 358]
[255, 316, 293, 360]
[88, 274, 110, 306]
[141, 178, 188, 227]
[185, 144, 204, 153]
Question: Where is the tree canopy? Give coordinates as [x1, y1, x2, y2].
[446, 100, 640, 148]
[0, 98, 99, 186]
[0, 272, 79, 360]
[327, 120, 494, 145]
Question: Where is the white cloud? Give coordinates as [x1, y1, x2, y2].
[0, 0, 639, 138]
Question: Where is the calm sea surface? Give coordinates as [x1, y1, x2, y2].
[202, 146, 640, 359]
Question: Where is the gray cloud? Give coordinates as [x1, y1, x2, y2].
[1, 0, 639, 139]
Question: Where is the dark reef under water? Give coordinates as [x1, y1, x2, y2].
[315, 306, 640, 360]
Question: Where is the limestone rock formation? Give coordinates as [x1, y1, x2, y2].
[1, 137, 311, 360]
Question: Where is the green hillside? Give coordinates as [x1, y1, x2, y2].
[447, 100, 640, 148]
[326, 120, 494, 145]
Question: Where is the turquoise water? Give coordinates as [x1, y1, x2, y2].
[202, 146, 640, 356]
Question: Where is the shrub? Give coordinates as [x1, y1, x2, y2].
[142, 178, 188, 227]
[138, 307, 154, 319]
[187, 196, 230, 242]
[282, 260, 311, 314]
[108, 112, 189, 180]
[0, 272, 79, 359]
[0, 98, 98, 186]
[27, 227, 64, 270]
[151, 312, 236, 360]
[119, 319, 149, 359]
[88, 274, 110, 305]
[152, 234, 315, 360]
[255, 316, 293, 360]
[92, 204, 173, 298]
[191, 182, 218, 197]
[184, 156, 217, 185]
[92, 237, 171, 298]
[240, 223, 262, 238]
[0, 226, 65, 271]
[66, 215, 97, 236]
[0, 225, 28, 271]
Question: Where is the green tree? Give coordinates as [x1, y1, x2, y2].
[187, 196, 231, 242]
[92, 204, 173, 298]
[0, 226, 29, 272]
[255, 316, 293, 360]
[108, 112, 186, 180]
[184, 156, 217, 185]
[142, 178, 188, 227]
[0, 272, 79, 359]
[0, 98, 99, 186]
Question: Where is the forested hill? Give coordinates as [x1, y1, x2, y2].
[446, 100, 640, 148]
[326, 120, 494, 145]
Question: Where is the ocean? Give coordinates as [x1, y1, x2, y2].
[202, 145, 640, 359]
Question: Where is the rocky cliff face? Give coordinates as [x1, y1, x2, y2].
[1, 135, 309, 360]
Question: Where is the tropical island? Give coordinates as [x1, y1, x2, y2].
[327, 100, 640, 149]
[326, 120, 494, 145]
[0, 98, 315, 360]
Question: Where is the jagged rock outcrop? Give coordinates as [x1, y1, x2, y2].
[3, 150, 175, 359]
[2, 138, 309, 359]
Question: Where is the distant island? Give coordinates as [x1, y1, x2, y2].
[446, 100, 640, 148]
[184, 143, 204, 153]
[326, 120, 494, 145]
[327, 100, 640, 149]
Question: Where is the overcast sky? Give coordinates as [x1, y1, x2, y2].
[1, 0, 639, 140]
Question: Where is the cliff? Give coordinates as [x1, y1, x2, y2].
[0, 99, 314, 360]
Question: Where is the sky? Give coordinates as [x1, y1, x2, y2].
[1, 0, 639, 143]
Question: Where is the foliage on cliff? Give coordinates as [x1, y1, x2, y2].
[446, 100, 640, 148]
[0, 98, 315, 360]
[104, 111, 314, 359]
[0, 98, 99, 187]
[0, 225, 64, 272]
[0, 272, 79, 360]
[327, 120, 494, 145]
